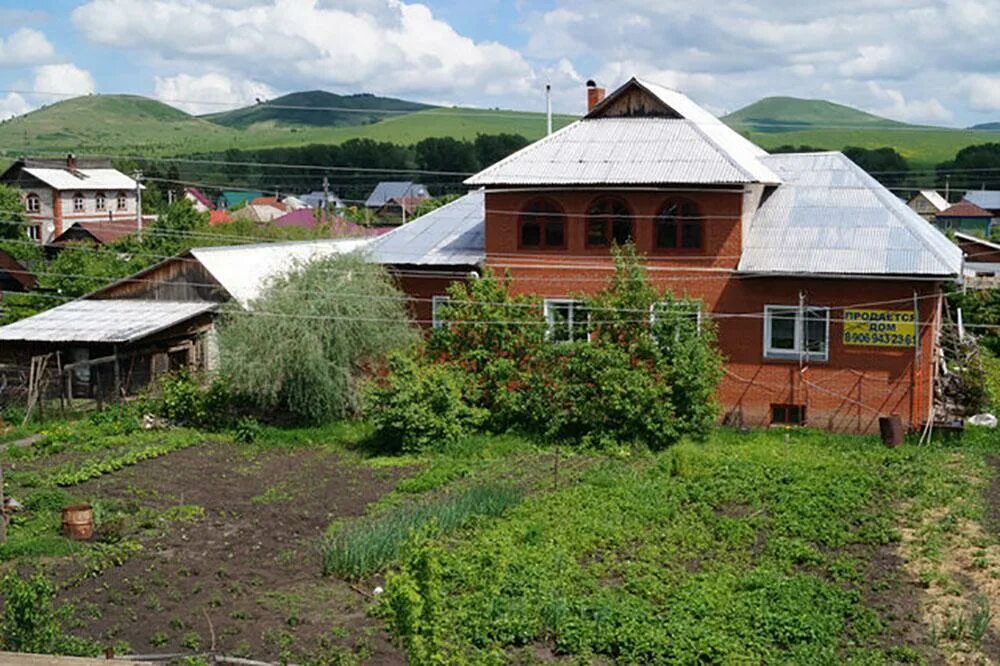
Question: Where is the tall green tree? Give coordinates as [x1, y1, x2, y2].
[0, 183, 26, 240]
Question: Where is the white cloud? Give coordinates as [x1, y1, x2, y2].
[960, 74, 1000, 113]
[0, 28, 56, 68]
[33, 64, 96, 96]
[154, 72, 277, 114]
[0, 92, 31, 121]
[72, 0, 536, 106]
[865, 82, 952, 124]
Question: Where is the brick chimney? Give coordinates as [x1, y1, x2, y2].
[66, 153, 77, 171]
[586, 80, 605, 112]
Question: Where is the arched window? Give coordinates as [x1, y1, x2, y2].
[95, 192, 106, 211]
[73, 192, 85, 213]
[116, 192, 127, 210]
[24, 193, 40, 213]
[519, 198, 565, 249]
[654, 199, 703, 251]
[586, 197, 633, 247]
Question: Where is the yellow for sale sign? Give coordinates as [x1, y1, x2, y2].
[842, 309, 917, 347]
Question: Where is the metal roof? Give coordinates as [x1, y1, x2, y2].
[22, 168, 138, 191]
[939, 200, 992, 218]
[190, 238, 369, 307]
[367, 189, 485, 266]
[963, 190, 1000, 211]
[739, 152, 963, 277]
[915, 189, 949, 212]
[0, 300, 216, 344]
[466, 78, 780, 187]
[365, 182, 429, 208]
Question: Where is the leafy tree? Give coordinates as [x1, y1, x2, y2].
[842, 146, 909, 189]
[218, 252, 418, 423]
[414, 137, 479, 173]
[474, 133, 529, 166]
[937, 142, 1000, 193]
[0, 183, 26, 240]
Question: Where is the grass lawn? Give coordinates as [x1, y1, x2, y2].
[0, 414, 997, 664]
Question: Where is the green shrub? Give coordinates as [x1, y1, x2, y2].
[384, 528, 447, 666]
[158, 370, 207, 424]
[364, 354, 487, 453]
[233, 416, 261, 444]
[0, 572, 99, 656]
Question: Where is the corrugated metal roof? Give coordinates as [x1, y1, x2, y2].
[365, 182, 429, 208]
[0, 300, 216, 344]
[963, 190, 1000, 211]
[916, 189, 949, 212]
[191, 238, 369, 307]
[739, 152, 962, 277]
[22, 168, 138, 191]
[367, 190, 485, 266]
[466, 77, 779, 187]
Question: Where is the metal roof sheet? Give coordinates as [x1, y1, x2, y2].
[367, 190, 485, 266]
[22, 168, 138, 191]
[916, 189, 949, 212]
[963, 190, 1000, 211]
[0, 300, 216, 344]
[365, 182, 429, 208]
[190, 238, 369, 308]
[466, 78, 779, 187]
[740, 152, 962, 277]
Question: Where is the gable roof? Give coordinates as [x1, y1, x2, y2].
[466, 77, 780, 187]
[963, 190, 1000, 211]
[184, 187, 215, 210]
[367, 189, 485, 266]
[938, 200, 992, 218]
[365, 182, 429, 208]
[0, 249, 36, 291]
[912, 190, 949, 212]
[740, 152, 962, 277]
[20, 167, 137, 191]
[218, 191, 263, 208]
[48, 220, 140, 246]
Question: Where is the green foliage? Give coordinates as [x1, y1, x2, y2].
[42, 433, 205, 486]
[373, 246, 722, 451]
[0, 183, 25, 240]
[0, 572, 99, 656]
[842, 146, 910, 189]
[233, 416, 262, 444]
[322, 483, 522, 579]
[385, 527, 447, 666]
[219, 252, 418, 423]
[364, 354, 487, 453]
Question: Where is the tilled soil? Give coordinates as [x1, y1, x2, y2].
[55, 442, 408, 664]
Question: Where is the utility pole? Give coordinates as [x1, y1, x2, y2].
[546, 83, 553, 136]
[945, 174, 951, 202]
[134, 170, 143, 240]
[322, 175, 330, 226]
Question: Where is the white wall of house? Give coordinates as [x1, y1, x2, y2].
[18, 188, 138, 243]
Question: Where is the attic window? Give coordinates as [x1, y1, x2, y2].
[586, 197, 633, 247]
[25, 193, 40, 213]
[654, 199, 703, 252]
[519, 198, 565, 249]
[73, 192, 85, 213]
[95, 192, 106, 211]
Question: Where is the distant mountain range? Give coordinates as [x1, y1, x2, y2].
[971, 122, 1000, 131]
[1, 91, 1000, 168]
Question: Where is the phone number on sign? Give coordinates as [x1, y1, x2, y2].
[842, 331, 916, 346]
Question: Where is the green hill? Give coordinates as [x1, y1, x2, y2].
[722, 96, 906, 133]
[201, 90, 434, 129]
[971, 122, 1000, 130]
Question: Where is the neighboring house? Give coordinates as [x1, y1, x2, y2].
[0, 155, 139, 244]
[217, 191, 263, 209]
[934, 200, 993, 236]
[0, 248, 36, 294]
[47, 219, 141, 251]
[376, 195, 426, 222]
[365, 182, 429, 211]
[230, 203, 286, 224]
[906, 190, 949, 221]
[962, 190, 1000, 217]
[273, 208, 392, 237]
[371, 77, 962, 434]
[955, 232, 1000, 287]
[299, 191, 343, 210]
[209, 210, 232, 226]
[0, 239, 366, 401]
[183, 187, 216, 213]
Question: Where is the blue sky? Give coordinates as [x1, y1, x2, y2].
[2, 1, 1000, 127]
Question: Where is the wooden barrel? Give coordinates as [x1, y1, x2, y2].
[61, 504, 93, 540]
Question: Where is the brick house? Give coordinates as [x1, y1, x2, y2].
[371, 78, 962, 433]
[0, 155, 140, 244]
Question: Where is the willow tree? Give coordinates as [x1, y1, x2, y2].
[218, 252, 418, 423]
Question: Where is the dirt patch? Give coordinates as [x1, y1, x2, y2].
[55, 441, 409, 664]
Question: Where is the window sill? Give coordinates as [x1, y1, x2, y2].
[763, 351, 829, 363]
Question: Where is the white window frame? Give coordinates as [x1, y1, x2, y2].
[25, 194, 40, 213]
[763, 304, 830, 362]
[95, 192, 106, 211]
[27, 225, 40, 242]
[649, 301, 702, 339]
[116, 192, 127, 211]
[544, 298, 590, 343]
[73, 193, 85, 213]
[431, 295, 450, 329]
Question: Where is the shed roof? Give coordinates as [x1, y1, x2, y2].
[365, 182, 429, 208]
[21, 167, 137, 191]
[190, 238, 369, 307]
[367, 189, 485, 266]
[938, 200, 992, 218]
[0, 300, 216, 344]
[963, 190, 1000, 211]
[466, 77, 780, 187]
[739, 152, 962, 277]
